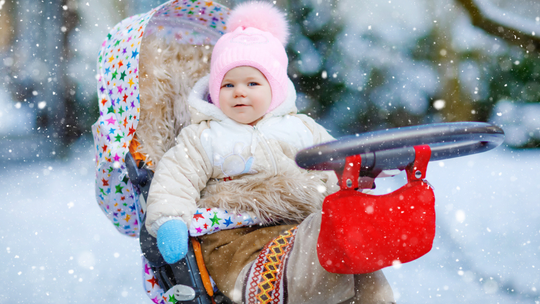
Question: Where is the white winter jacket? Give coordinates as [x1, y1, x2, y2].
[146, 75, 338, 236]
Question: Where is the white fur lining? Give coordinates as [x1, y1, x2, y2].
[189, 74, 229, 122]
[188, 74, 298, 122]
[270, 78, 297, 117]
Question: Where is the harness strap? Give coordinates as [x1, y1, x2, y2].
[192, 238, 214, 297]
[406, 145, 431, 181]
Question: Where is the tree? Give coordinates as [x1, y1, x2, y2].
[456, 0, 540, 52]
[455, 0, 540, 148]
[282, 0, 540, 149]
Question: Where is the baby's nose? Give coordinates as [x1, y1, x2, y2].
[234, 86, 246, 97]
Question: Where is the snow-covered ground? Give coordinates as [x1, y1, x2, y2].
[381, 146, 540, 303]
[1, 137, 539, 303]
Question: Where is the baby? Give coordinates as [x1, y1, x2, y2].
[146, 2, 395, 303]
[218, 66, 271, 126]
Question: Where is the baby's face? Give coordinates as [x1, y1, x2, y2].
[219, 66, 272, 125]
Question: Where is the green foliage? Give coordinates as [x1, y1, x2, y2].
[488, 51, 540, 105]
[286, 1, 540, 148]
[486, 50, 540, 148]
[286, 2, 437, 135]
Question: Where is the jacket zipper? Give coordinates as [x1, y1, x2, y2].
[252, 125, 278, 176]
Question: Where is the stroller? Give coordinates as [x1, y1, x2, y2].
[92, 1, 505, 303]
[92, 1, 231, 302]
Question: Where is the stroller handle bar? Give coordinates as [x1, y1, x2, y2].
[295, 122, 505, 176]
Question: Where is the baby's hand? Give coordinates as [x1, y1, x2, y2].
[157, 219, 189, 264]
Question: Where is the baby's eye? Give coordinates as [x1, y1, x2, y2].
[222, 83, 234, 88]
[248, 82, 259, 86]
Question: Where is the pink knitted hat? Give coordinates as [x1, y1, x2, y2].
[209, 1, 290, 112]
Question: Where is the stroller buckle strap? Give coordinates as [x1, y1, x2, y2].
[406, 145, 431, 181]
[340, 154, 362, 190]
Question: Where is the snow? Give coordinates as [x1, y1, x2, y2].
[475, 0, 540, 36]
[338, 0, 431, 47]
[0, 139, 147, 303]
[0, 91, 34, 136]
[1, 137, 539, 303]
[491, 100, 540, 147]
[2, 0, 539, 302]
[381, 146, 540, 303]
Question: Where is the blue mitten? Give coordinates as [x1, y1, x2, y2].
[157, 219, 189, 264]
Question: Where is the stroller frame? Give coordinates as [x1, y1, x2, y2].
[93, 1, 505, 303]
[126, 153, 232, 303]
[92, 1, 232, 302]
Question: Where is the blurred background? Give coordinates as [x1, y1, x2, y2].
[0, 0, 539, 162]
[0, 0, 539, 303]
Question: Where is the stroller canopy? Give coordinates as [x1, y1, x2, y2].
[92, 0, 229, 237]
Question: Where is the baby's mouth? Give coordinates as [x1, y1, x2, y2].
[234, 104, 248, 107]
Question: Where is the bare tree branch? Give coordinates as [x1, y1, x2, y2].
[455, 0, 540, 52]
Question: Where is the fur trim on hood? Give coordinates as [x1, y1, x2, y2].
[188, 74, 298, 124]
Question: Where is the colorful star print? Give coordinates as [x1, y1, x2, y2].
[167, 295, 178, 303]
[147, 277, 159, 289]
[92, 1, 230, 302]
[193, 210, 204, 221]
[92, 0, 229, 239]
[210, 212, 222, 226]
[188, 208, 261, 237]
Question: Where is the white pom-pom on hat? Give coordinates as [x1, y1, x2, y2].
[226, 1, 289, 45]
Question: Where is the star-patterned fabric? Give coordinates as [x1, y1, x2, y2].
[142, 207, 261, 301]
[92, 0, 229, 238]
[189, 208, 261, 237]
[94, 2, 231, 301]
[142, 256, 169, 304]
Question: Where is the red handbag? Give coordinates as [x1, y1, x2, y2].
[317, 145, 436, 274]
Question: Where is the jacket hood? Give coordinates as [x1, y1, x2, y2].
[188, 74, 298, 124]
